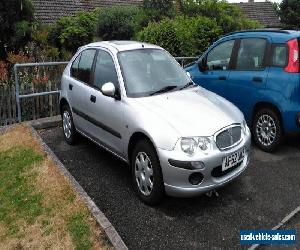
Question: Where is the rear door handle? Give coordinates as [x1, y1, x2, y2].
[69, 84, 73, 90]
[218, 76, 227, 80]
[90, 95, 96, 103]
[253, 77, 263, 82]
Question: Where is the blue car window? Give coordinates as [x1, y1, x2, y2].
[236, 38, 267, 70]
[272, 45, 287, 67]
[207, 40, 234, 71]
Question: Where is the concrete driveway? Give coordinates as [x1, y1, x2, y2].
[39, 127, 300, 249]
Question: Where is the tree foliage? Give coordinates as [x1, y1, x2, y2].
[0, 0, 34, 59]
[137, 16, 222, 56]
[279, 0, 300, 29]
[49, 10, 98, 52]
[181, 0, 261, 34]
[97, 6, 140, 40]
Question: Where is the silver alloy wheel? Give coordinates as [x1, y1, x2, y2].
[135, 152, 154, 196]
[256, 114, 277, 147]
[63, 110, 72, 139]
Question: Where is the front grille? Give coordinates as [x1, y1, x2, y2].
[215, 126, 241, 150]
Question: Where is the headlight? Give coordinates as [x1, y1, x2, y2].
[181, 138, 198, 155]
[180, 137, 212, 155]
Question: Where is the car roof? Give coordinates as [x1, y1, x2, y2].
[221, 29, 300, 43]
[83, 41, 162, 52]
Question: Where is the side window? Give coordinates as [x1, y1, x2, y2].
[207, 40, 235, 71]
[77, 49, 96, 84]
[236, 38, 267, 70]
[272, 45, 287, 67]
[71, 54, 81, 79]
[93, 50, 118, 89]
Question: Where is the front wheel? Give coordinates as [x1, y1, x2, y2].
[252, 108, 283, 152]
[131, 140, 165, 205]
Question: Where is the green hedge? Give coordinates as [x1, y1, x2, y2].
[137, 16, 222, 57]
[97, 6, 140, 40]
[49, 10, 99, 52]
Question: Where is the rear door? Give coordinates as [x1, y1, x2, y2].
[224, 37, 270, 121]
[192, 39, 236, 96]
[68, 49, 97, 131]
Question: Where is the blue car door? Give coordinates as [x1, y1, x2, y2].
[223, 37, 270, 122]
[191, 39, 236, 96]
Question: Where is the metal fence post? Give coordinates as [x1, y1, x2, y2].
[14, 64, 22, 123]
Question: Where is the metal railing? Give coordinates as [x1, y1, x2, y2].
[175, 57, 198, 67]
[14, 62, 68, 122]
[13, 57, 198, 123]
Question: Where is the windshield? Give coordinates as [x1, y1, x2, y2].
[118, 49, 191, 97]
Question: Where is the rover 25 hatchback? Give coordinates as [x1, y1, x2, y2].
[186, 30, 300, 152]
[60, 41, 251, 205]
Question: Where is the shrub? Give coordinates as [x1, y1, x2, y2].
[49, 10, 99, 52]
[182, 0, 261, 34]
[97, 6, 140, 40]
[0, 0, 34, 59]
[279, 0, 300, 29]
[133, 0, 176, 34]
[137, 16, 222, 57]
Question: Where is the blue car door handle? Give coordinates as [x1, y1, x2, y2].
[218, 76, 227, 80]
[253, 77, 263, 82]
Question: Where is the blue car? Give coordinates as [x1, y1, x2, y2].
[186, 29, 300, 152]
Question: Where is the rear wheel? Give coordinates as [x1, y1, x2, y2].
[62, 105, 78, 145]
[252, 108, 283, 152]
[131, 140, 165, 205]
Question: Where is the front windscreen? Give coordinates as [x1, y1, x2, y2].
[118, 49, 191, 97]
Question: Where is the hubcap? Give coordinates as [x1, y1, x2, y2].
[256, 114, 277, 147]
[135, 152, 154, 196]
[63, 111, 72, 139]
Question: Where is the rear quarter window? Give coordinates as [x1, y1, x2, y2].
[271, 44, 287, 67]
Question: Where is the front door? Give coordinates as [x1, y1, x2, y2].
[192, 39, 235, 96]
[85, 49, 124, 155]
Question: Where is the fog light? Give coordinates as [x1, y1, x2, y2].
[188, 172, 204, 185]
[191, 161, 205, 170]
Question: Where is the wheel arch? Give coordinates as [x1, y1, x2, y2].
[59, 98, 70, 115]
[127, 132, 158, 164]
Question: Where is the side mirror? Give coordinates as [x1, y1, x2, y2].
[101, 82, 116, 98]
[198, 58, 207, 72]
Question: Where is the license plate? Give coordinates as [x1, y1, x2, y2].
[222, 148, 246, 172]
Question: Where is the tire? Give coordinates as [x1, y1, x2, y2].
[131, 140, 165, 205]
[61, 105, 78, 145]
[252, 108, 283, 152]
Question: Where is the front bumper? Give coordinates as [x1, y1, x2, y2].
[158, 133, 251, 198]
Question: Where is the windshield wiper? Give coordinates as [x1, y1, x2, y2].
[179, 81, 196, 90]
[150, 85, 178, 96]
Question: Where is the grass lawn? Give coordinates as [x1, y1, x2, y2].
[0, 125, 113, 249]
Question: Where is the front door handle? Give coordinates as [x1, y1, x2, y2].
[69, 84, 73, 90]
[218, 76, 227, 80]
[90, 95, 96, 103]
[253, 77, 263, 82]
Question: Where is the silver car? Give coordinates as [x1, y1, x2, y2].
[60, 41, 251, 205]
